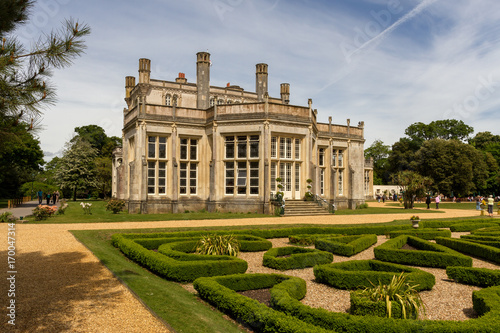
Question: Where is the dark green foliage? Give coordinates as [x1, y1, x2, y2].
[374, 235, 472, 268]
[313, 260, 435, 291]
[472, 226, 500, 236]
[105, 199, 126, 213]
[289, 233, 341, 246]
[111, 234, 247, 282]
[350, 289, 407, 319]
[446, 266, 500, 287]
[388, 228, 451, 239]
[435, 237, 500, 264]
[314, 234, 377, 256]
[262, 247, 333, 271]
[421, 218, 496, 229]
[450, 222, 500, 232]
[193, 274, 327, 333]
[460, 234, 500, 248]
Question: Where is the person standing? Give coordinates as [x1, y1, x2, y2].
[46, 192, 51, 205]
[37, 189, 43, 204]
[435, 195, 440, 209]
[488, 195, 494, 217]
[425, 195, 431, 209]
[55, 190, 60, 203]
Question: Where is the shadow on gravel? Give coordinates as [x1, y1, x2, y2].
[0, 250, 123, 332]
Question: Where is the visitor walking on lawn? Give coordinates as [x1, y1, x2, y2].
[426, 195, 431, 209]
[488, 195, 494, 217]
[435, 195, 440, 209]
[37, 189, 43, 204]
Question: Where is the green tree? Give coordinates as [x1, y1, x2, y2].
[0, 121, 44, 198]
[0, 0, 90, 126]
[392, 171, 432, 209]
[415, 139, 496, 196]
[405, 120, 473, 142]
[387, 137, 421, 174]
[95, 156, 112, 199]
[365, 139, 391, 185]
[71, 125, 120, 157]
[56, 138, 98, 201]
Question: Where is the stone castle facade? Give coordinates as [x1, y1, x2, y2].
[112, 52, 373, 214]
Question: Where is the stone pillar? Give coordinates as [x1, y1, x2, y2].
[171, 124, 178, 213]
[263, 121, 270, 214]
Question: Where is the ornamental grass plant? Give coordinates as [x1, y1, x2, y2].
[195, 234, 240, 256]
[356, 272, 426, 319]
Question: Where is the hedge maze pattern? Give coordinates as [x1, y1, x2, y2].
[112, 220, 500, 332]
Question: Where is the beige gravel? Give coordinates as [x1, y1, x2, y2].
[0, 204, 493, 331]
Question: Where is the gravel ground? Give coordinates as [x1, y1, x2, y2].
[239, 234, 500, 321]
[0, 204, 494, 331]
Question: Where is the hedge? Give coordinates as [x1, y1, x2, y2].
[350, 290, 413, 319]
[388, 228, 451, 240]
[111, 234, 247, 282]
[314, 234, 378, 256]
[193, 274, 329, 333]
[196, 273, 500, 332]
[449, 222, 500, 232]
[289, 234, 343, 246]
[420, 218, 494, 229]
[460, 234, 500, 249]
[313, 260, 435, 291]
[272, 280, 500, 332]
[374, 235, 472, 268]
[471, 226, 500, 236]
[435, 237, 500, 264]
[262, 247, 333, 271]
[446, 266, 500, 287]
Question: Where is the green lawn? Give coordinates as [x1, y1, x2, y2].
[25, 200, 273, 223]
[385, 202, 479, 210]
[334, 206, 444, 215]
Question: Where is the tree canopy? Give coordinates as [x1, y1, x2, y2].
[364, 139, 391, 185]
[392, 171, 432, 209]
[404, 119, 474, 143]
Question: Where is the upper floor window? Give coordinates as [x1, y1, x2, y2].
[319, 148, 325, 167]
[332, 149, 337, 167]
[210, 97, 215, 107]
[338, 150, 344, 167]
[165, 94, 172, 106]
[217, 99, 224, 105]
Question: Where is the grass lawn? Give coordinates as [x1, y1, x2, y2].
[385, 202, 479, 210]
[71, 220, 414, 333]
[0, 199, 8, 209]
[24, 200, 448, 223]
[25, 200, 273, 223]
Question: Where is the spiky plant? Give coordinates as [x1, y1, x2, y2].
[359, 272, 426, 319]
[195, 234, 240, 256]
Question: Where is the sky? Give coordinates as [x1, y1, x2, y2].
[13, 0, 500, 160]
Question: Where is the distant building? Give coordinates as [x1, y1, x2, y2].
[112, 52, 373, 214]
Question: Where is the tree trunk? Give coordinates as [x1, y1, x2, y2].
[73, 186, 77, 201]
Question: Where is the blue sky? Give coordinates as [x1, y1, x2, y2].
[15, 0, 500, 159]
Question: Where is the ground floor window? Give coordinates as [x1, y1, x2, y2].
[225, 161, 259, 195]
[180, 162, 197, 195]
[338, 170, 344, 196]
[147, 161, 166, 195]
[320, 168, 325, 195]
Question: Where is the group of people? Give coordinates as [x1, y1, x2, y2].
[476, 195, 497, 217]
[37, 190, 60, 205]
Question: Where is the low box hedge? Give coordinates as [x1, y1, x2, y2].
[193, 273, 328, 333]
[271, 277, 500, 332]
[374, 235, 472, 268]
[313, 260, 435, 291]
[289, 234, 342, 246]
[435, 237, 500, 265]
[350, 290, 410, 319]
[111, 234, 247, 282]
[471, 226, 500, 236]
[314, 234, 377, 257]
[262, 247, 333, 271]
[388, 228, 451, 240]
[450, 222, 500, 232]
[420, 218, 493, 229]
[460, 234, 500, 249]
[446, 266, 500, 287]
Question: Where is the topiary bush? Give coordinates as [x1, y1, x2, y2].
[313, 260, 435, 291]
[314, 234, 377, 256]
[446, 266, 500, 287]
[262, 247, 333, 271]
[388, 228, 451, 240]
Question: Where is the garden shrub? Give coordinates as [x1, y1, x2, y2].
[460, 234, 500, 249]
[195, 234, 240, 256]
[388, 228, 451, 240]
[446, 266, 500, 287]
[32, 205, 57, 220]
[450, 222, 500, 232]
[350, 273, 425, 319]
[106, 199, 126, 213]
[421, 218, 493, 229]
[471, 226, 500, 236]
[262, 247, 333, 271]
[289, 233, 341, 246]
[435, 237, 500, 265]
[314, 234, 377, 256]
[313, 260, 435, 291]
[111, 234, 247, 282]
[0, 212, 15, 222]
[193, 274, 327, 333]
[374, 235, 472, 268]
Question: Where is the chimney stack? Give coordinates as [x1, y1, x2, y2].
[176, 72, 187, 84]
[256, 63, 268, 102]
[138, 58, 151, 84]
[196, 52, 211, 109]
[280, 83, 290, 104]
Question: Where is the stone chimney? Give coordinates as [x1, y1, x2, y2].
[256, 63, 268, 102]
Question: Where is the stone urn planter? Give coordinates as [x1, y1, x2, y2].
[410, 216, 420, 229]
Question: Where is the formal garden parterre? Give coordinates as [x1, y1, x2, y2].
[110, 218, 500, 332]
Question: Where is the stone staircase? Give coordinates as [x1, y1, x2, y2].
[284, 200, 332, 216]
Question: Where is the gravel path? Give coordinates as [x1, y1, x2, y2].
[0, 204, 491, 331]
